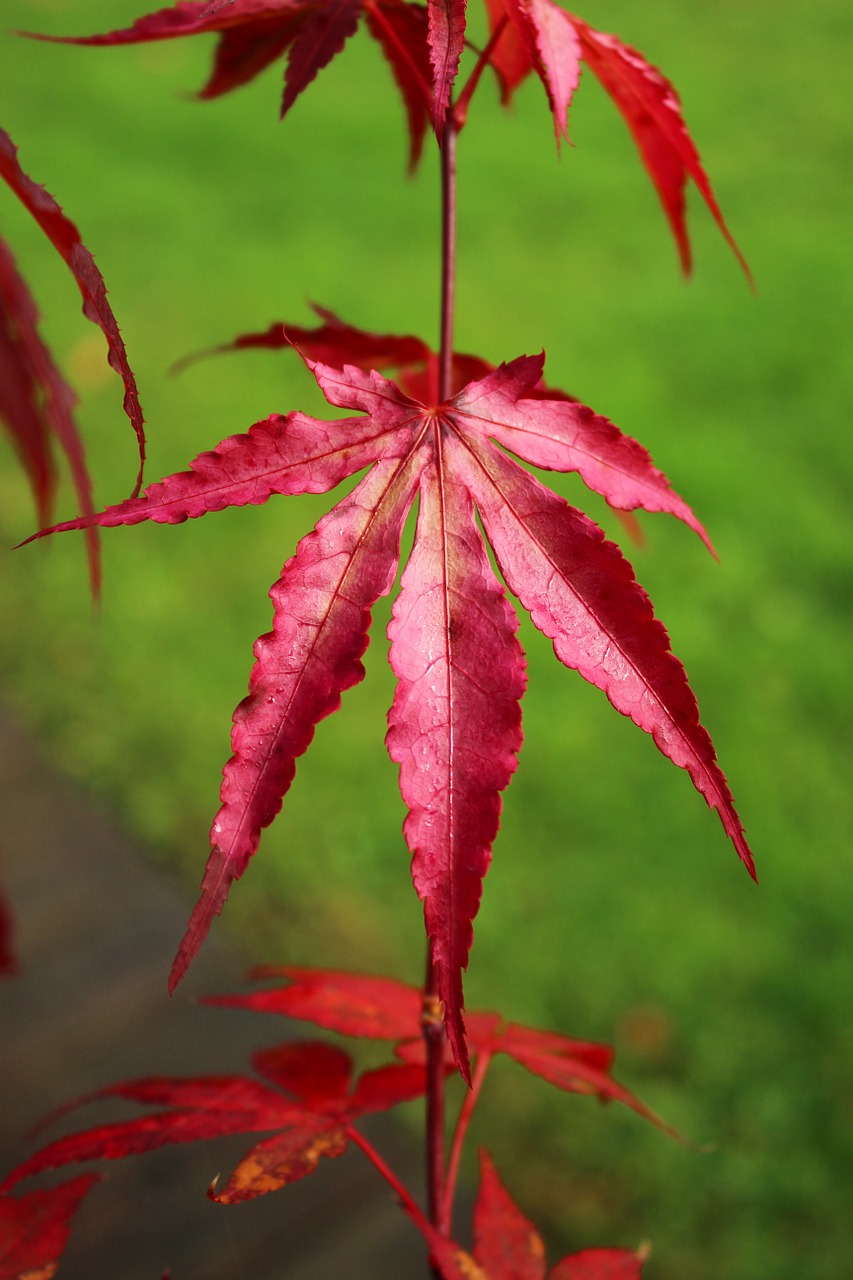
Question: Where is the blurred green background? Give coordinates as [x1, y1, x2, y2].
[1, 0, 851, 1276]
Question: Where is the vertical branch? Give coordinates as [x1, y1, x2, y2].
[423, 948, 448, 1247]
[438, 113, 458, 404]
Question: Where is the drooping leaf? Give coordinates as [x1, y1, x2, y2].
[483, 2, 749, 275]
[0, 127, 146, 493]
[22, 0, 436, 167]
[34, 337, 753, 1069]
[427, 0, 466, 134]
[387, 462, 525, 1071]
[170, 448, 426, 990]
[0, 1041, 427, 1210]
[0, 1174, 98, 1280]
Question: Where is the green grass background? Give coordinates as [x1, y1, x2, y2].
[2, 0, 852, 1276]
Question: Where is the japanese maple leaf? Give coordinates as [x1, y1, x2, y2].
[30, 339, 754, 1077]
[0, 1042, 427, 1208]
[0, 1173, 98, 1280]
[425, 1150, 648, 1279]
[207, 965, 674, 1132]
[23, 0, 441, 167]
[481, 0, 749, 277]
[0, 127, 146, 591]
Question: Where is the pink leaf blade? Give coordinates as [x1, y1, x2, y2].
[522, 0, 582, 146]
[473, 1151, 547, 1280]
[453, 358, 714, 553]
[170, 450, 424, 990]
[428, 0, 466, 134]
[0, 1174, 99, 1280]
[0, 128, 145, 492]
[21, 408, 410, 542]
[387, 460, 526, 1078]
[450, 433, 755, 878]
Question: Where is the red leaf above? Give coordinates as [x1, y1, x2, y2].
[0, 127, 146, 498]
[23, 0, 437, 169]
[483, 2, 749, 276]
[0, 1042, 426, 1209]
[0, 1174, 98, 1280]
[31, 326, 754, 1074]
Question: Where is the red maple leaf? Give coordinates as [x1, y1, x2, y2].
[0, 127, 146, 591]
[30, 323, 754, 1078]
[402, 1150, 648, 1279]
[0, 1173, 98, 1280]
[207, 965, 676, 1133]
[0, 1042, 427, 1208]
[481, 0, 749, 277]
[23, 0, 441, 168]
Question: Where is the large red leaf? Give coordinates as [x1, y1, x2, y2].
[35, 340, 753, 1067]
[23, 0, 436, 165]
[0, 1041, 427, 1209]
[0, 1174, 98, 1280]
[483, 2, 748, 275]
[0, 128, 146, 492]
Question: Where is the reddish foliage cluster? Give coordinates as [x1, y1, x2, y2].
[0, 127, 146, 593]
[2, 0, 753, 1274]
[1, 969, 653, 1276]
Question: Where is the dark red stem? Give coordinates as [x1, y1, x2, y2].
[346, 1124, 426, 1220]
[423, 948, 448, 1250]
[437, 111, 458, 403]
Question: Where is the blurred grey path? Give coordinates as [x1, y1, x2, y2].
[0, 709, 427, 1279]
